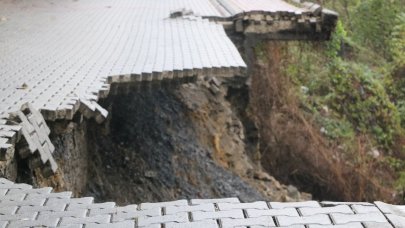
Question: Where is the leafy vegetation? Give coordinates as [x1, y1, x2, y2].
[278, 0, 405, 202]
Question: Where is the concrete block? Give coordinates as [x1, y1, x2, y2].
[300, 205, 354, 216]
[331, 212, 387, 224]
[192, 209, 244, 221]
[140, 200, 188, 209]
[138, 213, 189, 227]
[166, 220, 218, 228]
[166, 203, 216, 215]
[191, 198, 240, 205]
[221, 216, 275, 228]
[277, 214, 331, 226]
[270, 201, 320, 209]
[218, 202, 269, 211]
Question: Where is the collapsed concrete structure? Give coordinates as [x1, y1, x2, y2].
[0, 0, 337, 180]
[3, 0, 402, 227]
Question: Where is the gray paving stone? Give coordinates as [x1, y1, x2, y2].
[277, 214, 331, 226]
[0, 212, 38, 222]
[363, 222, 394, 228]
[375, 201, 405, 216]
[165, 220, 219, 228]
[218, 201, 269, 211]
[59, 224, 83, 228]
[351, 205, 381, 214]
[7, 187, 52, 196]
[89, 205, 136, 217]
[221, 216, 275, 227]
[37, 209, 87, 220]
[85, 220, 135, 228]
[191, 198, 240, 205]
[1, 198, 46, 207]
[0, 206, 18, 215]
[331, 212, 388, 224]
[140, 200, 188, 209]
[7, 217, 60, 228]
[17, 203, 66, 214]
[166, 203, 216, 215]
[322, 201, 374, 206]
[308, 223, 363, 228]
[70, 202, 116, 211]
[193, 209, 245, 221]
[0, 221, 7, 228]
[60, 215, 112, 226]
[112, 207, 161, 222]
[270, 201, 321, 209]
[246, 208, 300, 217]
[299, 205, 354, 216]
[386, 214, 405, 228]
[138, 213, 189, 227]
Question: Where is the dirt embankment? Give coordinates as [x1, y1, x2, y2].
[248, 41, 396, 202]
[82, 80, 310, 204]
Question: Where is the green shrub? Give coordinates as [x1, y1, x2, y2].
[390, 13, 405, 67]
[329, 60, 401, 148]
[352, 0, 404, 58]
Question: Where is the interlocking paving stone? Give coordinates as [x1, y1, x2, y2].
[299, 205, 354, 216]
[270, 201, 321, 209]
[111, 207, 161, 222]
[166, 204, 216, 215]
[138, 213, 189, 227]
[351, 205, 381, 213]
[166, 220, 219, 228]
[140, 200, 188, 209]
[277, 214, 332, 226]
[85, 220, 135, 228]
[385, 214, 405, 228]
[363, 222, 394, 228]
[246, 208, 300, 217]
[308, 223, 364, 228]
[322, 201, 375, 206]
[221, 216, 276, 227]
[0, 178, 405, 227]
[331, 212, 388, 224]
[193, 209, 245, 221]
[218, 201, 269, 210]
[191, 197, 240, 205]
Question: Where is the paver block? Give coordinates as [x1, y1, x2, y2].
[363, 222, 394, 228]
[138, 213, 189, 226]
[85, 220, 135, 228]
[247, 208, 299, 217]
[277, 214, 331, 226]
[166, 220, 219, 228]
[270, 201, 321, 209]
[331, 212, 388, 224]
[299, 205, 354, 216]
[351, 205, 381, 214]
[191, 198, 240, 205]
[60, 215, 112, 226]
[386, 214, 405, 228]
[140, 200, 188, 209]
[218, 201, 269, 211]
[308, 223, 363, 228]
[166, 203, 216, 215]
[193, 209, 245, 221]
[221, 216, 275, 227]
[322, 201, 374, 206]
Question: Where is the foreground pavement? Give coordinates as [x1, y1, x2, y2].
[0, 178, 405, 227]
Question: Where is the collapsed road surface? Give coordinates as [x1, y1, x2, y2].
[2, 0, 402, 227]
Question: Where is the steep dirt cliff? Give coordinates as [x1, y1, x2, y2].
[82, 80, 310, 204]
